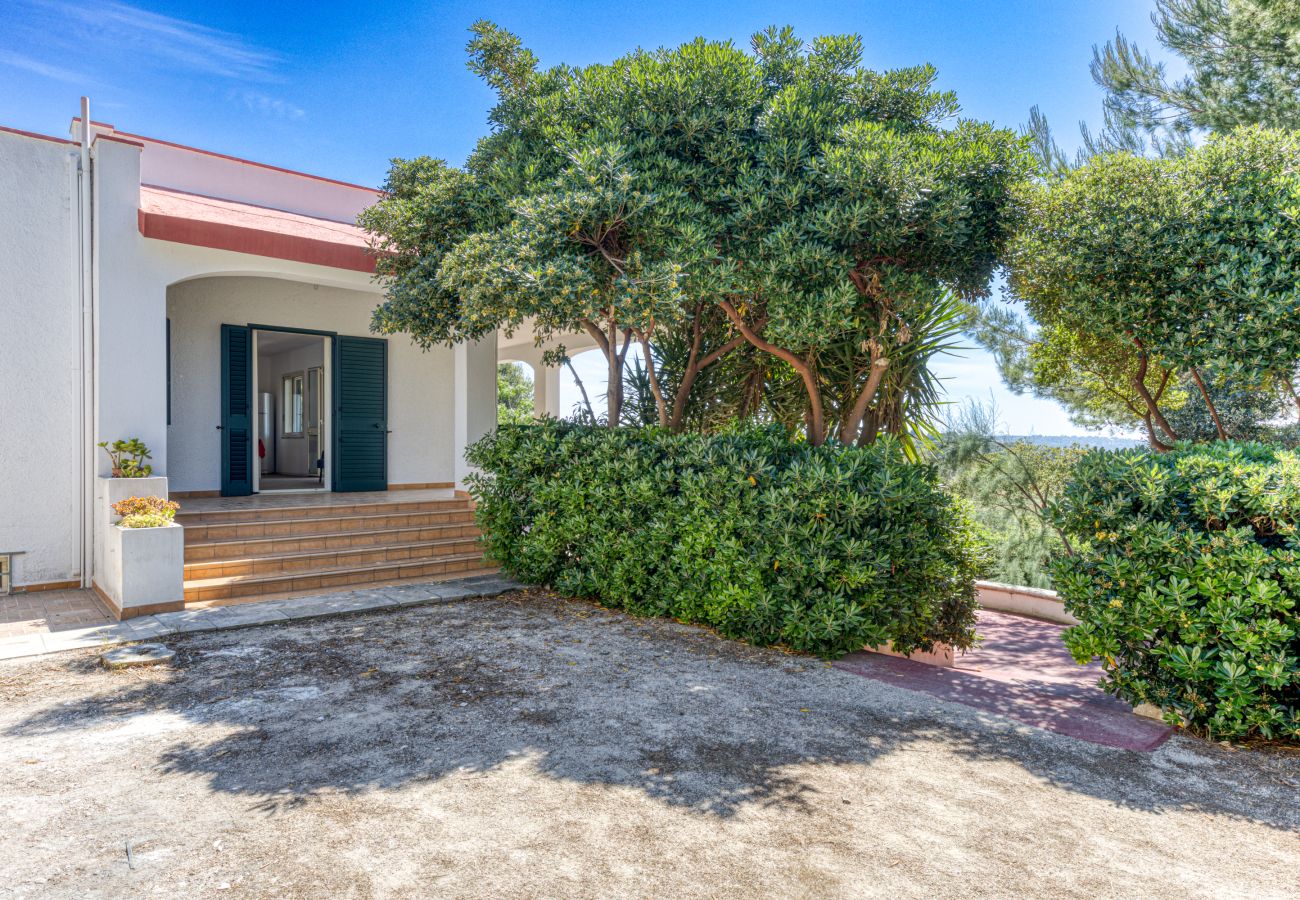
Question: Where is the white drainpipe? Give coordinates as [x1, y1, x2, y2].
[77, 98, 95, 589]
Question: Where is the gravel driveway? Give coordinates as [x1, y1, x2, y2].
[1, 590, 1296, 898]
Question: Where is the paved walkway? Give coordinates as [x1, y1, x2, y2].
[0, 589, 114, 639]
[836, 609, 1173, 751]
[0, 574, 520, 660]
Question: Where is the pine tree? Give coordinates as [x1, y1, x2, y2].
[1094, 0, 1300, 143]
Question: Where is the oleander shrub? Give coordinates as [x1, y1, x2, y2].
[1053, 442, 1300, 740]
[466, 422, 988, 658]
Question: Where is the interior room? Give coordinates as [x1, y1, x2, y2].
[254, 330, 328, 492]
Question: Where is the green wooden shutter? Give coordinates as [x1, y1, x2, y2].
[220, 324, 253, 496]
[332, 335, 388, 492]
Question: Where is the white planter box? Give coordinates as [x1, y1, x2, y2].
[93, 476, 183, 618]
[99, 523, 184, 618]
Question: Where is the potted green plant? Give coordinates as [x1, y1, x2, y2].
[93, 438, 177, 618]
[98, 438, 153, 478]
[99, 495, 184, 618]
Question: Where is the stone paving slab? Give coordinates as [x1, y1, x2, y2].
[0, 575, 523, 661]
[0, 635, 45, 660]
[834, 609, 1174, 752]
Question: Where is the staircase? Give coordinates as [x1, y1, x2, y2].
[176, 494, 494, 604]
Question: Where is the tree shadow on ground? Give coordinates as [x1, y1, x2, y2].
[7, 593, 1299, 828]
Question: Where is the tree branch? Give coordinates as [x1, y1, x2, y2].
[1188, 366, 1227, 441]
[634, 328, 669, 427]
[1129, 337, 1179, 443]
[719, 299, 826, 445]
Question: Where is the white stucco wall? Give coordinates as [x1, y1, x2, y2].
[166, 276, 457, 493]
[0, 119, 503, 588]
[0, 129, 82, 585]
[88, 123, 378, 223]
[454, 337, 499, 485]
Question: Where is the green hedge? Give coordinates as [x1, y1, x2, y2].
[466, 422, 987, 658]
[1054, 442, 1300, 740]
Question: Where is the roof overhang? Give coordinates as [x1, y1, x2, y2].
[138, 185, 376, 273]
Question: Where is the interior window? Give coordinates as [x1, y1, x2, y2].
[282, 373, 305, 436]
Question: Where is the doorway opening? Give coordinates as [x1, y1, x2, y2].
[253, 329, 330, 494]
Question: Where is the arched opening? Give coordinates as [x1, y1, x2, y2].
[165, 274, 447, 496]
[496, 359, 536, 425]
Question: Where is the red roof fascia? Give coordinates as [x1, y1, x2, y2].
[137, 188, 376, 274]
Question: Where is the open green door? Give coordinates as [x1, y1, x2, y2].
[220, 324, 253, 496]
[332, 335, 388, 492]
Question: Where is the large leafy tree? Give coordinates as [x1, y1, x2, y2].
[362, 23, 1031, 444]
[496, 362, 534, 425]
[1007, 127, 1300, 449]
[977, 1, 1300, 440]
[363, 24, 758, 428]
[714, 31, 1031, 446]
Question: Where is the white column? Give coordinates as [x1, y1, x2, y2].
[530, 359, 563, 419]
[453, 335, 498, 487]
[542, 363, 562, 418]
[93, 136, 168, 478]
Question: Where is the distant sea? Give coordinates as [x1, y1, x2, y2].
[1002, 434, 1144, 450]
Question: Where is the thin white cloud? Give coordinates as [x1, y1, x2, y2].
[2, 1, 308, 120]
[44, 0, 281, 80]
[0, 49, 90, 84]
[239, 91, 306, 121]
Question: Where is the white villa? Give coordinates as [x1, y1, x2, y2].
[0, 103, 591, 611]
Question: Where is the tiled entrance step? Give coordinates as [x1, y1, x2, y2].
[176, 496, 493, 603]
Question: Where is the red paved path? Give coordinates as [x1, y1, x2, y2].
[835, 610, 1173, 751]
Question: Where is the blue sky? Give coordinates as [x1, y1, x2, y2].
[0, 0, 1169, 434]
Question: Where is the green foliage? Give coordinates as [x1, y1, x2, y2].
[1005, 127, 1300, 447]
[497, 363, 535, 426]
[1162, 372, 1292, 444]
[361, 22, 1032, 440]
[467, 422, 988, 658]
[98, 439, 153, 478]
[967, 300, 1188, 434]
[1053, 442, 1300, 740]
[1093, 0, 1300, 144]
[936, 405, 1087, 588]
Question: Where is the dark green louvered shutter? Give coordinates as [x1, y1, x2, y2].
[332, 336, 388, 492]
[220, 324, 253, 496]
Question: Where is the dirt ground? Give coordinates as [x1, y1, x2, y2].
[1, 590, 1296, 899]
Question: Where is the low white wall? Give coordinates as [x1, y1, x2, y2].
[976, 580, 1079, 626]
[0, 129, 82, 585]
[166, 276, 457, 493]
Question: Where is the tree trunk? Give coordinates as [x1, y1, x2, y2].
[1143, 413, 1175, 452]
[719, 300, 826, 445]
[839, 352, 889, 444]
[1129, 339, 1178, 443]
[636, 330, 669, 427]
[1284, 378, 1300, 422]
[1188, 367, 1228, 441]
[565, 358, 596, 422]
[667, 319, 745, 432]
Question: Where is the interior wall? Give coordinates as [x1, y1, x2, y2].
[257, 338, 324, 476]
[166, 276, 457, 493]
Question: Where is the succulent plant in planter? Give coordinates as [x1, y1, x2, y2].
[101, 493, 184, 616]
[98, 438, 153, 478]
[111, 495, 179, 528]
